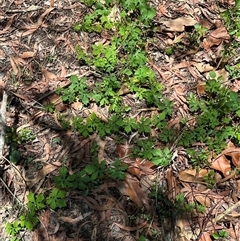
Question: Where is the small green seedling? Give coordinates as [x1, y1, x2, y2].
[212, 230, 229, 240]
[27, 193, 45, 212]
[44, 103, 55, 113]
[203, 170, 216, 189]
[5, 221, 21, 241]
[46, 188, 67, 210]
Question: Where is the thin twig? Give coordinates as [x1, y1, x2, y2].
[0, 177, 23, 206]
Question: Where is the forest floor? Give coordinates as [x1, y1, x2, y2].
[0, 0, 240, 241]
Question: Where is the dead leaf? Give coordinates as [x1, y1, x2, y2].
[117, 142, 131, 158]
[197, 82, 206, 96]
[117, 174, 149, 209]
[50, 0, 54, 7]
[210, 155, 231, 177]
[24, 162, 61, 188]
[203, 26, 230, 50]
[42, 68, 57, 81]
[195, 195, 211, 207]
[18, 51, 36, 58]
[71, 101, 83, 111]
[60, 65, 67, 77]
[179, 169, 208, 183]
[158, 3, 171, 17]
[9, 55, 20, 75]
[174, 86, 186, 96]
[161, 17, 198, 32]
[194, 62, 214, 73]
[166, 168, 180, 200]
[89, 103, 108, 123]
[37, 210, 50, 239]
[223, 148, 240, 167]
[199, 232, 212, 241]
[171, 61, 189, 70]
[22, 7, 54, 36]
[127, 159, 155, 178]
[96, 135, 107, 163]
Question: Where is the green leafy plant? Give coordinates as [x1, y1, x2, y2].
[44, 103, 55, 113]
[6, 127, 35, 145]
[54, 157, 128, 192]
[182, 71, 240, 165]
[18, 128, 35, 143]
[5, 221, 21, 241]
[46, 188, 67, 210]
[212, 230, 229, 240]
[9, 142, 21, 164]
[57, 75, 91, 105]
[132, 139, 171, 167]
[189, 24, 207, 44]
[203, 170, 216, 189]
[222, 0, 240, 37]
[107, 159, 128, 180]
[225, 63, 240, 79]
[6, 190, 67, 240]
[27, 193, 45, 212]
[19, 211, 38, 231]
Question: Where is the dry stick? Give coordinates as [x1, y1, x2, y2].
[0, 177, 23, 206]
[0, 91, 8, 162]
[209, 200, 240, 226]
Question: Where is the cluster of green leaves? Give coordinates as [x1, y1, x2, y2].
[54, 158, 128, 194]
[6, 127, 35, 145]
[132, 139, 171, 167]
[69, 111, 175, 140]
[56, 0, 179, 172]
[62, 0, 165, 112]
[221, 0, 240, 73]
[6, 189, 66, 241]
[222, 0, 240, 37]
[212, 230, 229, 240]
[189, 24, 207, 45]
[225, 63, 240, 79]
[180, 71, 240, 161]
[149, 188, 206, 220]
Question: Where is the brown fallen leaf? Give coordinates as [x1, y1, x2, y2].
[178, 169, 208, 184]
[158, 3, 171, 17]
[22, 7, 54, 36]
[195, 194, 211, 207]
[199, 232, 212, 241]
[9, 55, 20, 75]
[36, 210, 50, 239]
[19, 51, 36, 58]
[161, 17, 198, 32]
[95, 135, 107, 163]
[203, 26, 230, 50]
[197, 82, 206, 96]
[166, 168, 180, 200]
[117, 142, 131, 158]
[210, 154, 231, 177]
[194, 62, 214, 73]
[117, 173, 149, 209]
[222, 148, 240, 167]
[42, 68, 58, 81]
